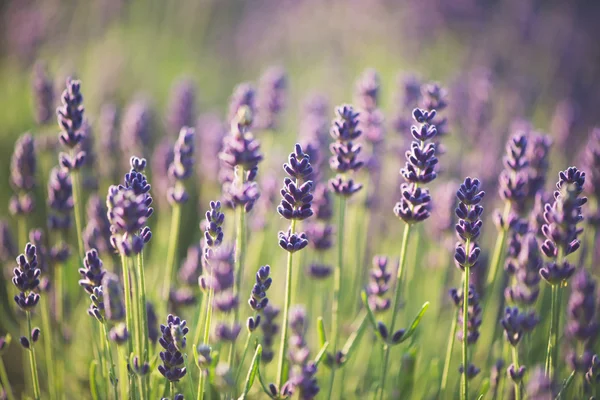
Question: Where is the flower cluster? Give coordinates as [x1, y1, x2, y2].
[9, 133, 37, 216]
[505, 233, 543, 306]
[56, 78, 86, 171]
[247, 265, 272, 332]
[47, 167, 73, 234]
[450, 285, 481, 379]
[32, 62, 54, 125]
[393, 108, 438, 224]
[12, 243, 41, 311]
[167, 79, 196, 135]
[366, 256, 392, 313]
[261, 305, 280, 364]
[419, 82, 448, 138]
[539, 167, 587, 285]
[202, 200, 225, 262]
[102, 272, 125, 322]
[83, 195, 112, 255]
[207, 247, 240, 343]
[78, 249, 106, 295]
[497, 134, 529, 219]
[158, 314, 188, 382]
[392, 75, 422, 135]
[453, 177, 485, 272]
[168, 127, 195, 205]
[328, 105, 364, 197]
[526, 133, 552, 201]
[256, 66, 287, 130]
[305, 184, 334, 279]
[227, 83, 255, 124]
[355, 68, 384, 144]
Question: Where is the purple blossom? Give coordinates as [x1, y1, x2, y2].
[167, 79, 196, 135]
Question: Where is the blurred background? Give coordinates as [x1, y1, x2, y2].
[1, 0, 600, 397]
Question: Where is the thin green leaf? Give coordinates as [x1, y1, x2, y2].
[477, 377, 490, 399]
[317, 316, 327, 349]
[314, 341, 329, 367]
[399, 302, 430, 343]
[360, 291, 380, 335]
[341, 311, 368, 364]
[193, 344, 200, 369]
[89, 360, 99, 400]
[556, 370, 576, 399]
[239, 344, 262, 399]
[256, 362, 275, 399]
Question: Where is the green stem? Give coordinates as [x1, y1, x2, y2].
[461, 239, 471, 400]
[163, 204, 181, 302]
[170, 381, 175, 399]
[117, 348, 129, 400]
[40, 298, 57, 400]
[0, 356, 15, 400]
[234, 331, 253, 390]
[276, 219, 297, 390]
[198, 274, 215, 400]
[230, 200, 247, 367]
[485, 202, 511, 289]
[120, 254, 135, 356]
[440, 307, 459, 396]
[70, 169, 85, 260]
[136, 252, 149, 398]
[192, 292, 207, 351]
[511, 346, 521, 400]
[545, 284, 558, 379]
[55, 264, 64, 325]
[379, 223, 412, 400]
[327, 196, 346, 399]
[26, 311, 41, 400]
[17, 217, 27, 253]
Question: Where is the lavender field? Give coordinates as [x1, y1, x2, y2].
[1, 1, 600, 399]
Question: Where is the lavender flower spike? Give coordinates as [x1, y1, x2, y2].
[12, 243, 41, 311]
[56, 77, 86, 171]
[32, 61, 54, 125]
[78, 249, 106, 295]
[167, 79, 196, 136]
[256, 66, 287, 131]
[158, 314, 188, 382]
[167, 127, 195, 205]
[9, 133, 37, 216]
[328, 105, 364, 197]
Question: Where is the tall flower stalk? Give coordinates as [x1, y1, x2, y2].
[327, 105, 364, 396]
[12, 243, 42, 400]
[9, 133, 37, 248]
[379, 107, 438, 398]
[163, 127, 195, 303]
[539, 167, 587, 380]
[56, 78, 87, 260]
[275, 143, 313, 393]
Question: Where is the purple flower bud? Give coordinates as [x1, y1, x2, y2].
[261, 305, 280, 364]
[158, 314, 188, 382]
[20, 336, 30, 349]
[255, 66, 287, 131]
[102, 272, 125, 322]
[32, 62, 54, 125]
[10, 133, 37, 216]
[167, 79, 196, 136]
[56, 78, 85, 150]
[278, 229, 308, 253]
[109, 323, 129, 345]
[78, 249, 106, 294]
[306, 263, 332, 280]
[47, 167, 73, 232]
[12, 243, 41, 311]
[31, 327, 40, 342]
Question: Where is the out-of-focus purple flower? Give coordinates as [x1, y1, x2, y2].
[109, 323, 128, 345]
[167, 79, 196, 136]
[392, 74, 422, 135]
[220, 106, 263, 173]
[450, 285, 482, 345]
[0, 222, 16, 264]
[355, 69, 385, 145]
[261, 304, 279, 364]
[497, 134, 529, 218]
[249, 174, 279, 231]
[78, 122, 98, 191]
[47, 167, 73, 233]
[526, 133, 552, 200]
[98, 104, 120, 182]
[501, 307, 538, 346]
[120, 99, 151, 160]
[83, 195, 112, 254]
[367, 255, 392, 314]
[306, 264, 332, 280]
[56, 78, 86, 171]
[525, 367, 554, 400]
[178, 244, 203, 286]
[78, 249, 106, 295]
[426, 180, 458, 247]
[32, 61, 54, 125]
[196, 112, 225, 183]
[420, 82, 448, 138]
[505, 234, 542, 306]
[283, 306, 320, 400]
[151, 137, 174, 210]
[256, 66, 287, 131]
[168, 127, 195, 205]
[585, 355, 600, 387]
[565, 269, 597, 347]
[169, 287, 197, 312]
[214, 322, 241, 343]
[228, 83, 255, 125]
[12, 243, 41, 311]
[9, 133, 36, 216]
[158, 314, 188, 382]
[147, 302, 159, 343]
[583, 128, 600, 227]
[102, 272, 125, 322]
[550, 99, 577, 151]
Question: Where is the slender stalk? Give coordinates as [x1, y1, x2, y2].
[511, 346, 521, 400]
[136, 252, 150, 397]
[485, 203, 511, 289]
[234, 331, 253, 389]
[440, 307, 459, 395]
[276, 219, 297, 389]
[0, 356, 15, 400]
[198, 274, 215, 400]
[40, 299, 57, 400]
[120, 254, 135, 356]
[163, 203, 181, 302]
[17, 217, 27, 253]
[170, 382, 175, 399]
[461, 239, 471, 400]
[26, 311, 41, 400]
[327, 196, 346, 398]
[117, 348, 128, 399]
[70, 169, 85, 260]
[379, 223, 412, 400]
[230, 199, 247, 367]
[55, 264, 64, 325]
[192, 292, 207, 349]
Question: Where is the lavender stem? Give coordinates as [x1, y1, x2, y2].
[276, 218, 297, 389]
[40, 299, 57, 400]
[0, 352, 15, 400]
[440, 306, 459, 395]
[163, 203, 182, 303]
[136, 251, 150, 396]
[26, 311, 41, 400]
[461, 238, 471, 400]
[327, 195, 346, 398]
[101, 322, 118, 400]
[119, 254, 135, 358]
[379, 223, 411, 400]
[69, 168, 85, 260]
[198, 276, 215, 400]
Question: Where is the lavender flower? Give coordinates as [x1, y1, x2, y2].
[102, 272, 125, 322]
[255, 66, 287, 130]
[420, 82, 448, 138]
[56, 78, 86, 171]
[151, 137, 174, 210]
[196, 112, 225, 183]
[32, 61, 54, 125]
[82, 195, 112, 255]
[227, 83, 255, 124]
[249, 265, 271, 312]
[355, 68, 385, 144]
[0, 221, 16, 263]
[78, 249, 106, 295]
[392, 74, 422, 135]
[539, 167, 587, 284]
[393, 108, 438, 224]
[120, 99, 151, 159]
[449, 284, 481, 379]
[454, 177, 485, 272]
[505, 234, 543, 306]
[501, 307, 538, 347]
[168, 127, 195, 205]
[282, 306, 320, 399]
[109, 323, 129, 345]
[584, 128, 600, 226]
[167, 79, 196, 135]
[526, 133, 552, 201]
[306, 264, 332, 280]
[278, 144, 314, 221]
[367, 256, 392, 313]
[328, 105, 364, 197]
[98, 104, 120, 182]
[565, 269, 597, 373]
[261, 305, 280, 363]
[158, 314, 188, 382]
[178, 244, 203, 286]
[202, 200, 225, 262]
[9, 133, 36, 216]
[47, 167, 73, 233]
[78, 122, 98, 191]
[12, 243, 41, 311]
[88, 286, 105, 322]
[525, 367, 554, 400]
[28, 229, 47, 274]
[497, 134, 529, 218]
